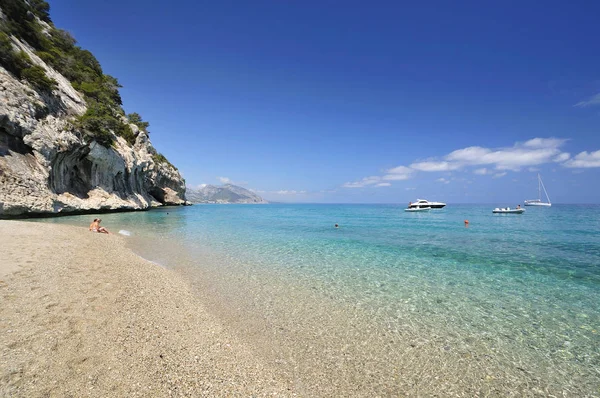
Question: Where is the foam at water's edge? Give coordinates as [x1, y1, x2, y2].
[118, 230, 131, 236]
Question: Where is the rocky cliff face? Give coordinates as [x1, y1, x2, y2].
[0, 36, 186, 218]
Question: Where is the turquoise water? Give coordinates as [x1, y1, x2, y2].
[39, 204, 600, 395]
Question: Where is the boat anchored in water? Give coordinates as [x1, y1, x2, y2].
[408, 199, 446, 209]
[493, 206, 525, 214]
[524, 174, 551, 207]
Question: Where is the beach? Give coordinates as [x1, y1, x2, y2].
[2, 207, 599, 397]
[0, 221, 291, 397]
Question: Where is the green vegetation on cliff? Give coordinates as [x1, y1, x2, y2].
[127, 112, 150, 133]
[0, 32, 56, 91]
[0, 0, 161, 154]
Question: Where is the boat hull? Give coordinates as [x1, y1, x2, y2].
[427, 204, 446, 209]
[524, 202, 551, 207]
[405, 208, 431, 212]
[493, 209, 525, 214]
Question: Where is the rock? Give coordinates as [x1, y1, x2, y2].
[0, 36, 186, 218]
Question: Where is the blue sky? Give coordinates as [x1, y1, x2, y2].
[48, 0, 600, 203]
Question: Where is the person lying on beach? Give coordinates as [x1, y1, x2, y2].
[89, 219, 110, 234]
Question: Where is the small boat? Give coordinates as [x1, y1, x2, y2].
[524, 174, 551, 207]
[408, 199, 446, 209]
[493, 207, 525, 214]
[405, 206, 431, 212]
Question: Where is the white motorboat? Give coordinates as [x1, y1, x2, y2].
[408, 199, 446, 209]
[524, 174, 551, 207]
[405, 206, 431, 212]
[493, 207, 525, 214]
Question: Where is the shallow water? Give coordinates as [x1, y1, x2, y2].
[39, 204, 600, 395]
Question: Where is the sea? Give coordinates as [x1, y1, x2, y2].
[38, 204, 600, 396]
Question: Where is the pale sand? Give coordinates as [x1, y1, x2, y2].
[0, 221, 292, 397]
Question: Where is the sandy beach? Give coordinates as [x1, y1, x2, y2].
[2, 218, 597, 397]
[0, 221, 292, 397]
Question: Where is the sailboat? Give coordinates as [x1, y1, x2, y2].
[524, 174, 551, 207]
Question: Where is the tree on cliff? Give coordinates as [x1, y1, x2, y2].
[127, 112, 150, 132]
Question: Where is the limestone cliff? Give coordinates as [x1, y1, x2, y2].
[0, 5, 186, 218]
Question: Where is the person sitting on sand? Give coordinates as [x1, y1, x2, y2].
[89, 218, 110, 234]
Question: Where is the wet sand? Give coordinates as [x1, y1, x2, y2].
[0, 221, 292, 397]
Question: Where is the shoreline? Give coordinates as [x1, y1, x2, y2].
[0, 204, 191, 221]
[0, 220, 291, 397]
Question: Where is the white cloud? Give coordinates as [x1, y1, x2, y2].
[341, 137, 596, 188]
[436, 177, 450, 184]
[486, 148, 561, 170]
[406, 138, 567, 173]
[383, 165, 413, 181]
[410, 161, 460, 172]
[523, 138, 567, 149]
[275, 190, 307, 195]
[405, 187, 416, 190]
[342, 176, 382, 188]
[563, 150, 600, 168]
[344, 166, 413, 188]
[386, 165, 412, 175]
[553, 152, 570, 162]
[216, 176, 248, 185]
[446, 146, 491, 163]
[446, 144, 564, 171]
[258, 189, 307, 196]
[574, 93, 600, 108]
[382, 173, 411, 181]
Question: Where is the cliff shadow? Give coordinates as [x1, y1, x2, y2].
[48, 149, 93, 199]
[0, 127, 34, 157]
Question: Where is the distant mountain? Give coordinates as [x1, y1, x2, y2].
[186, 184, 267, 204]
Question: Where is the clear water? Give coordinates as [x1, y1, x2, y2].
[38, 204, 600, 395]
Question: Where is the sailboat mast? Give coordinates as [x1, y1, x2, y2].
[540, 174, 551, 203]
[538, 174, 541, 200]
